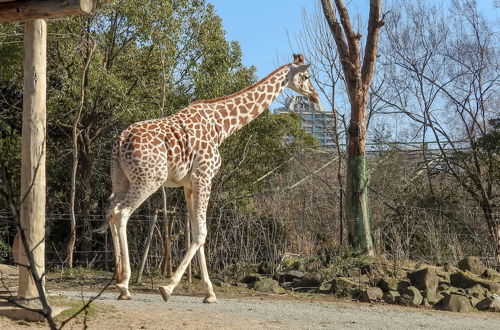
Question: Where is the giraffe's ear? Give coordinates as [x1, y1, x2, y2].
[292, 63, 311, 73]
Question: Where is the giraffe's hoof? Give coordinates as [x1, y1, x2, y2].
[117, 294, 132, 300]
[159, 286, 172, 302]
[203, 296, 217, 304]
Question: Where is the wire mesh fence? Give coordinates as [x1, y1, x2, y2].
[0, 204, 498, 272]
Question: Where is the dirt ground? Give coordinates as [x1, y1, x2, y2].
[1, 288, 500, 330]
[1, 268, 500, 329]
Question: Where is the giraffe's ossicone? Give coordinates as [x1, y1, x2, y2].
[106, 54, 319, 302]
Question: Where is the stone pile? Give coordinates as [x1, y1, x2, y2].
[216, 255, 500, 313]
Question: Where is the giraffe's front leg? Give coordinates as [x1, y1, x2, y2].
[185, 187, 216, 303]
[159, 171, 216, 303]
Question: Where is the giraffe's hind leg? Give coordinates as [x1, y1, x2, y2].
[110, 178, 164, 300]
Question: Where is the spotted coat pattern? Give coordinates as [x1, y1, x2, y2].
[107, 56, 319, 302]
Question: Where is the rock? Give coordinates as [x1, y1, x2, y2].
[470, 296, 481, 307]
[242, 273, 262, 284]
[397, 280, 411, 292]
[483, 268, 500, 280]
[450, 270, 500, 293]
[319, 282, 332, 293]
[466, 284, 488, 299]
[359, 287, 384, 302]
[330, 277, 366, 297]
[399, 286, 423, 307]
[291, 273, 322, 291]
[211, 279, 231, 287]
[476, 295, 500, 312]
[279, 269, 305, 282]
[383, 290, 401, 304]
[441, 293, 473, 312]
[258, 261, 273, 275]
[0, 264, 18, 278]
[423, 289, 444, 305]
[438, 282, 450, 291]
[378, 277, 399, 292]
[458, 256, 486, 276]
[236, 282, 248, 288]
[253, 278, 282, 294]
[436, 270, 451, 284]
[408, 267, 439, 293]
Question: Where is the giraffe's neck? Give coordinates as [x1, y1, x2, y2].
[207, 65, 291, 144]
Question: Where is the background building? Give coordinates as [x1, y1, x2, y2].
[275, 96, 334, 149]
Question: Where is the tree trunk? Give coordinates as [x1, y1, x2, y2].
[481, 201, 500, 265]
[66, 39, 94, 268]
[345, 100, 373, 255]
[320, 0, 383, 255]
[345, 153, 373, 254]
[136, 209, 159, 284]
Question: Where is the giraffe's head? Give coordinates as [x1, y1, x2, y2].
[286, 54, 319, 104]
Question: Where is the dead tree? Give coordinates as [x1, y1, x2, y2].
[320, 0, 385, 255]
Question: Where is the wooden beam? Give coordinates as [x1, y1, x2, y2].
[17, 18, 46, 303]
[0, 0, 92, 24]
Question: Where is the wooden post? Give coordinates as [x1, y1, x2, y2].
[17, 18, 47, 302]
[136, 209, 158, 284]
[0, 0, 92, 23]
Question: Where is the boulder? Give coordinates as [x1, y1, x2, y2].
[423, 289, 444, 305]
[378, 277, 399, 292]
[466, 284, 489, 299]
[242, 273, 262, 284]
[408, 267, 439, 293]
[330, 277, 366, 297]
[258, 261, 273, 275]
[437, 282, 450, 291]
[483, 268, 500, 280]
[399, 286, 423, 307]
[291, 273, 322, 291]
[441, 294, 473, 312]
[0, 264, 18, 278]
[253, 278, 282, 294]
[279, 269, 305, 282]
[450, 270, 500, 293]
[476, 295, 500, 312]
[383, 290, 401, 304]
[397, 280, 411, 292]
[457, 256, 486, 276]
[359, 287, 384, 302]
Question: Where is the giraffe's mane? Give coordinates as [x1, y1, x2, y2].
[189, 64, 290, 105]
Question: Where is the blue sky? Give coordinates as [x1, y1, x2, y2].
[209, 0, 498, 82]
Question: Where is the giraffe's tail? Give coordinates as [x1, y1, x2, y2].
[95, 193, 115, 234]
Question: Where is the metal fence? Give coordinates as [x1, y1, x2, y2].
[0, 204, 498, 272]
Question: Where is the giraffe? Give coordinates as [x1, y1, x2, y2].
[106, 54, 319, 302]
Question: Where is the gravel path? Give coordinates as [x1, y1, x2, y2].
[2, 290, 500, 329]
[47, 290, 500, 330]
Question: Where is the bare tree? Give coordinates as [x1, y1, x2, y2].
[320, 0, 385, 255]
[378, 0, 500, 262]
